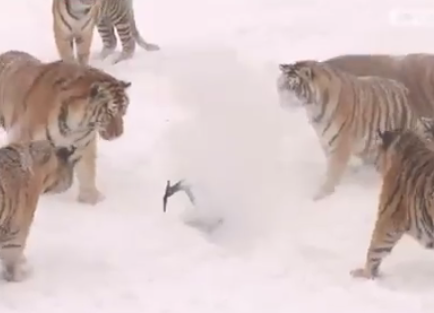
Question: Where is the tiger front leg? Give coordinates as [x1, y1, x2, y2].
[351, 205, 405, 279]
[0, 227, 32, 282]
[0, 247, 29, 282]
[75, 136, 105, 205]
[53, 31, 76, 63]
[313, 144, 352, 201]
[76, 28, 95, 65]
[0, 191, 41, 282]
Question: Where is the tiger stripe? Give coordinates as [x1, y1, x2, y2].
[0, 140, 74, 282]
[52, 0, 100, 65]
[351, 122, 434, 279]
[324, 53, 434, 118]
[277, 60, 426, 201]
[0, 50, 131, 205]
[52, 0, 160, 65]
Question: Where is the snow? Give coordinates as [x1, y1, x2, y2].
[2, 0, 434, 312]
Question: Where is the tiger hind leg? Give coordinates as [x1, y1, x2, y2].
[97, 20, 117, 60]
[351, 203, 406, 279]
[313, 144, 352, 201]
[112, 21, 136, 64]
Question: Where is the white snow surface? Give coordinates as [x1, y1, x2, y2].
[2, 0, 434, 312]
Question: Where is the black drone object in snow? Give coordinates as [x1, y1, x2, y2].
[163, 179, 196, 212]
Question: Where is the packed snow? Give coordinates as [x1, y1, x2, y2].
[1, 0, 434, 312]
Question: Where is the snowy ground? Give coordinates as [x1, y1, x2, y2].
[2, 0, 434, 312]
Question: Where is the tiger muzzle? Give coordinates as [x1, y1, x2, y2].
[99, 115, 124, 140]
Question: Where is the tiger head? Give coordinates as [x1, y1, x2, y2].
[88, 79, 131, 141]
[376, 117, 434, 172]
[8, 140, 75, 193]
[277, 60, 326, 110]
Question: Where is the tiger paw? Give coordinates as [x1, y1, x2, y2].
[112, 52, 133, 64]
[350, 267, 377, 280]
[2, 261, 31, 282]
[99, 47, 116, 60]
[77, 189, 105, 205]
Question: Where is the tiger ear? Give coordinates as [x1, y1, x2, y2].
[377, 130, 385, 141]
[377, 129, 396, 149]
[120, 80, 132, 89]
[279, 64, 292, 73]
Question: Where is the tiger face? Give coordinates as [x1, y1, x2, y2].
[277, 61, 317, 109]
[5, 141, 75, 194]
[91, 79, 131, 141]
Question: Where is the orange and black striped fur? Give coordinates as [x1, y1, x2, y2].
[0, 140, 74, 282]
[52, 0, 160, 65]
[324, 53, 434, 118]
[351, 119, 434, 279]
[0, 50, 131, 205]
[277, 60, 424, 201]
[94, 0, 160, 63]
[52, 0, 101, 65]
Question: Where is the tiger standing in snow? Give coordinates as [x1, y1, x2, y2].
[351, 120, 434, 279]
[0, 140, 74, 282]
[52, 0, 160, 65]
[0, 50, 131, 205]
[276, 60, 428, 201]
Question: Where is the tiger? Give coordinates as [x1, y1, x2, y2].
[52, 0, 160, 65]
[324, 53, 434, 117]
[0, 140, 74, 282]
[350, 118, 434, 280]
[277, 60, 426, 201]
[52, 0, 101, 65]
[0, 50, 131, 205]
